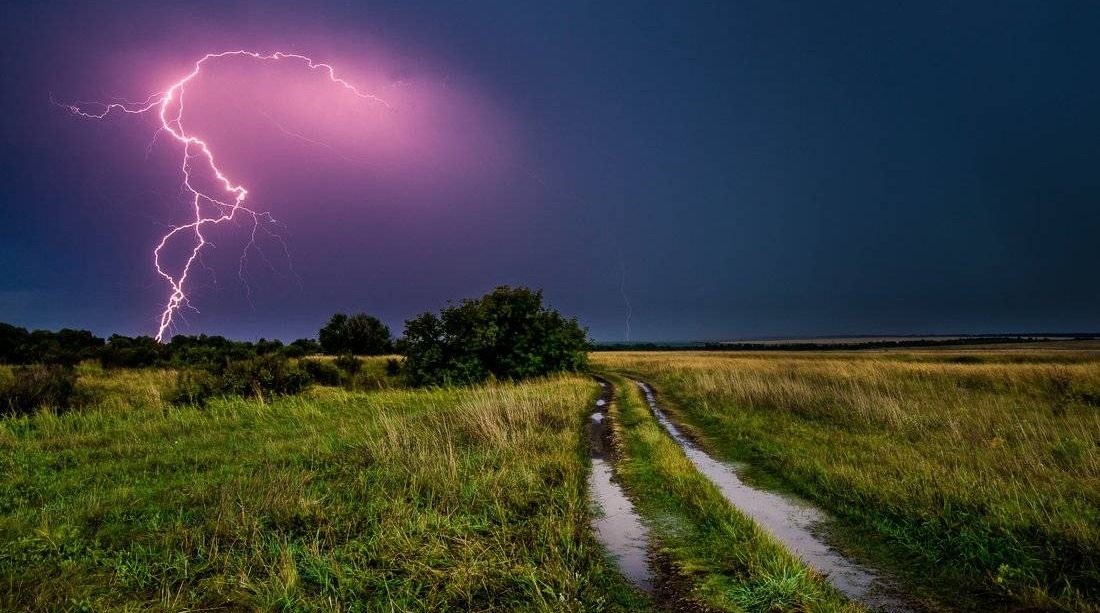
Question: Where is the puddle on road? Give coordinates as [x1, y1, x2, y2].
[635, 380, 914, 612]
[588, 378, 653, 593]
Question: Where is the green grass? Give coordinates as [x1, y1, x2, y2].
[595, 350, 1100, 611]
[600, 373, 862, 613]
[10, 347, 1093, 611]
[0, 367, 651, 612]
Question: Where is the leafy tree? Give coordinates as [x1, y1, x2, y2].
[281, 338, 322, 359]
[319, 313, 393, 355]
[254, 338, 284, 355]
[400, 286, 589, 386]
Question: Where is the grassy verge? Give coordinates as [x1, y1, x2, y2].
[1, 370, 651, 611]
[595, 350, 1100, 611]
[601, 373, 862, 612]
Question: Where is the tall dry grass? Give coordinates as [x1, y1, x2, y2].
[595, 350, 1100, 610]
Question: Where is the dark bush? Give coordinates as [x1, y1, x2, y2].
[0, 323, 29, 363]
[319, 313, 393, 355]
[301, 359, 343, 386]
[1, 365, 78, 416]
[384, 358, 402, 377]
[346, 371, 385, 392]
[167, 335, 257, 368]
[167, 369, 221, 406]
[400, 286, 589, 387]
[100, 334, 168, 368]
[281, 338, 322, 359]
[169, 355, 312, 406]
[0, 325, 105, 366]
[334, 354, 363, 376]
[254, 338, 284, 355]
[218, 355, 311, 401]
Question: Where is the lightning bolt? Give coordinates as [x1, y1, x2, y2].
[58, 51, 387, 341]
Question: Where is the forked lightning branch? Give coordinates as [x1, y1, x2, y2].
[59, 51, 388, 341]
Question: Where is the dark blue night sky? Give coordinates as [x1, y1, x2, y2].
[1, 1, 1098, 341]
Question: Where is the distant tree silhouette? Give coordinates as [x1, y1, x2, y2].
[0, 323, 30, 363]
[99, 335, 167, 368]
[0, 324, 104, 365]
[281, 338, 322, 359]
[319, 313, 393, 355]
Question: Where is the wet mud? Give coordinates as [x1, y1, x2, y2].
[635, 380, 917, 613]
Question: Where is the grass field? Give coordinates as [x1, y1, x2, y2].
[0, 363, 650, 612]
[601, 373, 861, 612]
[594, 349, 1100, 611]
[4, 347, 1098, 612]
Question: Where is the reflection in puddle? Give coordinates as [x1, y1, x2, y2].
[635, 381, 913, 612]
[589, 456, 653, 592]
[588, 379, 653, 592]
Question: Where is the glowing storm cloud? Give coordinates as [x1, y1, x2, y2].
[59, 51, 388, 341]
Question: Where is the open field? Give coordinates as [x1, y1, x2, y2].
[0, 364, 649, 612]
[594, 349, 1100, 611]
[3, 347, 1099, 612]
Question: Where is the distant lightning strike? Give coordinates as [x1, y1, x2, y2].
[59, 51, 387, 341]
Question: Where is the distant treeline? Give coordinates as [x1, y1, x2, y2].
[0, 323, 324, 368]
[591, 335, 1099, 352]
[0, 311, 407, 368]
[1, 285, 590, 413]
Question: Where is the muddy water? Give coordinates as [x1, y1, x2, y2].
[588, 378, 653, 592]
[635, 380, 914, 612]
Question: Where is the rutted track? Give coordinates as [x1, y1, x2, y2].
[633, 379, 916, 613]
[587, 377, 654, 593]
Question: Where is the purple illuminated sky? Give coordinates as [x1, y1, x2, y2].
[2, 1, 1099, 341]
